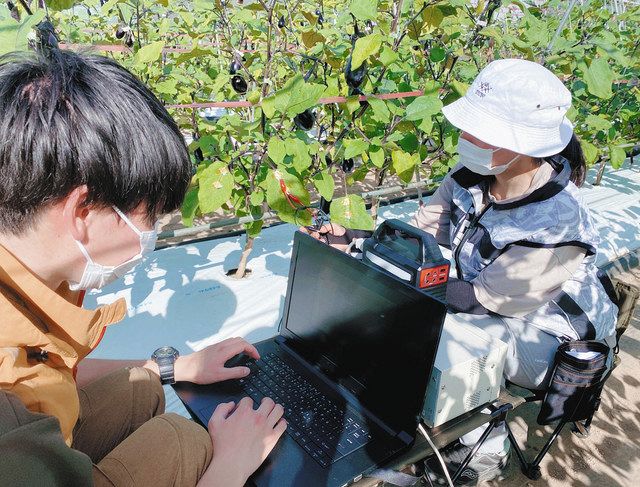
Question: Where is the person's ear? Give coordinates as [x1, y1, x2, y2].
[61, 186, 91, 243]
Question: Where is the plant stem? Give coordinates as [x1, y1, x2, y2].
[234, 236, 254, 279]
[369, 167, 387, 222]
[594, 157, 607, 185]
[18, 0, 32, 15]
[261, 0, 276, 97]
[391, 0, 404, 35]
[135, 0, 141, 49]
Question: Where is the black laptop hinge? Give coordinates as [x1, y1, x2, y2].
[398, 430, 413, 445]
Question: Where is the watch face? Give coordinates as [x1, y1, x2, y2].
[153, 346, 179, 360]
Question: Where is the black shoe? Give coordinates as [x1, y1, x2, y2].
[424, 442, 509, 486]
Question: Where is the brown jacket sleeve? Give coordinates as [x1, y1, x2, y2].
[0, 390, 93, 486]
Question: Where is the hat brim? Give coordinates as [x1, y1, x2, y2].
[441, 96, 574, 158]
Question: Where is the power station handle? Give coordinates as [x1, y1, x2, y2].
[371, 219, 432, 264]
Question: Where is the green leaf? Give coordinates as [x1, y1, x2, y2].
[349, 0, 378, 22]
[302, 30, 325, 48]
[249, 190, 265, 206]
[583, 58, 614, 100]
[429, 47, 446, 63]
[181, 187, 199, 227]
[609, 146, 626, 169]
[391, 150, 419, 184]
[101, 0, 125, 13]
[198, 162, 235, 214]
[343, 95, 361, 115]
[261, 75, 324, 118]
[133, 41, 165, 68]
[347, 165, 369, 185]
[155, 78, 178, 96]
[585, 114, 612, 133]
[450, 79, 469, 97]
[398, 133, 419, 153]
[405, 95, 443, 121]
[313, 170, 335, 201]
[261, 95, 277, 119]
[174, 46, 214, 65]
[0, 8, 45, 55]
[343, 139, 370, 159]
[287, 82, 324, 117]
[46, 0, 76, 10]
[245, 220, 263, 239]
[581, 140, 599, 165]
[285, 138, 312, 173]
[265, 169, 311, 225]
[418, 117, 434, 133]
[330, 195, 374, 231]
[422, 5, 444, 29]
[267, 137, 287, 165]
[368, 97, 391, 123]
[379, 46, 399, 66]
[369, 147, 385, 168]
[180, 11, 195, 26]
[351, 33, 382, 70]
[479, 26, 503, 41]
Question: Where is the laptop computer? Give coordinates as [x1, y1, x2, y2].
[174, 231, 446, 487]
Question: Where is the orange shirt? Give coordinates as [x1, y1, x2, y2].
[0, 245, 126, 445]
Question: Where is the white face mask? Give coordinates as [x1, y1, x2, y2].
[458, 138, 520, 176]
[68, 206, 158, 291]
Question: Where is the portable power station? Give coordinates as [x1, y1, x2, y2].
[361, 219, 450, 301]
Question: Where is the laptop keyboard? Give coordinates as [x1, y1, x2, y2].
[203, 352, 373, 468]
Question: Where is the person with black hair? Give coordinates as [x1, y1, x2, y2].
[305, 59, 618, 485]
[0, 50, 285, 486]
[415, 59, 618, 485]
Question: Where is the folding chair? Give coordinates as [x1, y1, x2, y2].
[505, 278, 639, 480]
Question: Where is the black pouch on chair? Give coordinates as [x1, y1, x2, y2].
[537, 340, 611, 425]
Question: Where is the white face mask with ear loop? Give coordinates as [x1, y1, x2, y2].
[68, 206, 159, 291]
[457, 137, 521, 176]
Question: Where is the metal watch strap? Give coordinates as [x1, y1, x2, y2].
[156, 357, 176, 385]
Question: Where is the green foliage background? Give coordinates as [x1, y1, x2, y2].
[2, 0, 639, 240]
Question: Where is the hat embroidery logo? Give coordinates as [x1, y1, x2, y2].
[475, 81, 492, 98]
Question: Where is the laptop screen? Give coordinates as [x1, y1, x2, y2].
[281, 232, 446, 436]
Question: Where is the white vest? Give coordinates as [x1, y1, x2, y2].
[448, 156, 617, 341]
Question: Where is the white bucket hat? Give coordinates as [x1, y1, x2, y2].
[441, 58, 574, 158]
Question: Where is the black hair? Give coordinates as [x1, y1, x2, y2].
[0, 49, 191, 234]
[558, 133, 587, 187]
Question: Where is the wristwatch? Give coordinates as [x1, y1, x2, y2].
[151, 346, 180, 385]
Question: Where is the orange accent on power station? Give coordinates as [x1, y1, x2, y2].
[419, 264, 450, 289]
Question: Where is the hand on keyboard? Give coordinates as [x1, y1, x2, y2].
[237, 352, 373, 468]
[200, 397, 287, 485]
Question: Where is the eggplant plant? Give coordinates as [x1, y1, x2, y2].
[1, 0, 637, 277]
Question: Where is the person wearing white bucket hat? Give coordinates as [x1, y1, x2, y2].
[442, 58, 575, 160]
[303, 58, 619, 485]
[414, 59, 619, 484]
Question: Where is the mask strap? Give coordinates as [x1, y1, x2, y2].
[503, 153, 521, 166]
[112, 206, 143, 236]
[74, 240, 95, 264]
[113, 206, 159, 236]
[490, 147, 521, 168]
